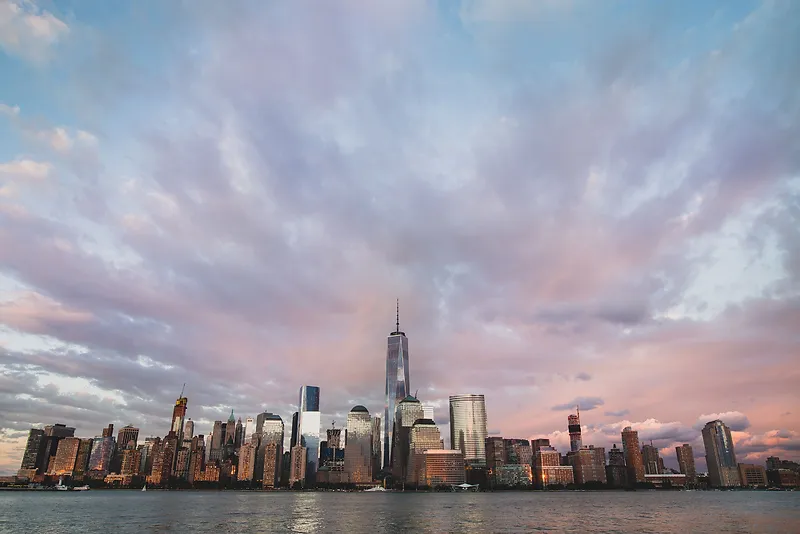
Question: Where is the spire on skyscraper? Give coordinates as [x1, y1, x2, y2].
[396, 298, 399, 332]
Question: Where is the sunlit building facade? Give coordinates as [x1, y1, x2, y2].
[621, 427, 645, 483]
[261, 414, 284, 488]
[392, 396, 424, 481]
[344, 406, 373, 484]
[51, 437, 81, 476]
[88, 436, 115, 477]
[676, 444, 696, 484]
[449, 394, 488, 467]
[408, 418, 442, 485]
[422, 449, 466, 486]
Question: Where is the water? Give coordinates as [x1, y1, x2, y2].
[0, 490, 798, 533]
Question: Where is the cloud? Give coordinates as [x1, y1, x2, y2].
[552, 397, 604, 411]
[0, 0, 69, 63]
[695, 411, 752, 432]
[605, 409, 630, 417]
[0, 103, 20, 116]
[0, 0, 799, 474]
[0, 159, 51, 180]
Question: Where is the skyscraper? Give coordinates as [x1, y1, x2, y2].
[384, 301, 410, 469]
[184, 419, 195, 441]
[298, 386, 321, 483]
[408, 419, 442, 485]
[568, 409, 582, 452]
[260, 413, 284, 488]
[702, 420, 741, 488]
[171, 391, 188, 443]
[392, 396, 424, 481]
[18, 429, 45, 478]
[344, 406, 372, 484]
[621, 426, 645, 483]
[51, 437, 81, 476]
[371, 415, 382, 478]
[244, 417, 254, 443]
[117, 425, 140, 450]
[606, 444, 628, 487]
[676, 444, 696, 484]
[642, 442, 661, 475]
[449, 394, 488, 467]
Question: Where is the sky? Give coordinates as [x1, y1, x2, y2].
[0, 0, 798, 476]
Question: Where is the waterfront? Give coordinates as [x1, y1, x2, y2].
[0, 491, 798, 533]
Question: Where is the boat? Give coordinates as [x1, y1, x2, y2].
[73, 485, 90, 491]
[364, 486, 387, 492]
[142, 484, 147, 492]
[55, 477, 69, 491]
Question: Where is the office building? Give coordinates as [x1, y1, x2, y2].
[421, 449, 465, 486]
[371, 415, 382, 477]
[566, 446, 607, 484]
[384, 301, 410, 469]
[184, 419, 194, 441]
[50, 437, 81, 476]
[408, 418, 442, 485]
[621, 427, 645, 483]
[297, 386, 321, 483]
[117, 425, 139, 449]
[392, 396, 424, 481]
[261, 413, 284, 488]
[18, 429, 46, 477]
[244, 417, 255, 443]
[73, 439, 93, 479]
[289, 445, 307, 486]
[702, 420, 741, 488]
[504, 439, 533, 465]
[237, 441, 257, 483]
[675, 444, 696, 483]
[87, 436, 115, 477]
[449, 394, 488, 467]
[344, 406, 373, 484]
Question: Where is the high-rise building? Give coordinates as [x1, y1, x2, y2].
[184, 419, 194, 441]
[421, 449, 466, 486]
[117, 425, 139, 450]
[51, 437, 81, 476]
[101, 424, 114, 438]
[244, 417, 255, 443]
[485, 437, 506, 476]
[566, 446, 607, 485]
[621, 427, 645, 483]
[344, 406, 373, 484]
[235, 417, 244, 448]
[73, 438, 93, 479]
[290, 412, 300, 449]
[642, 443, 661, 475]
[408, 419, 442, 485]
[18, 429, 46, 478]
[449, 394, 488, 468]
[121, 443, 142, 478]
[534, 446, 574, 488]
[531, 438, 551, 454]
[606, 444, 627, 487]
[237, 441, 258, 483]
[423, 405, 435, 421]
[171, 393, 188, 442]
[289, 445, 307, 486]
[371, 415, 382, 478]
[224, 410, 237, 455]
[87, 436, 116, 478]
[568, 409, 582, 452]
[702, 420, 741, 488]
[298, 386, 321, 483]
[260, 414, 284, 488]
[392, 396, 424, 481]
[675, 444, 696, 484]
[504, 439, 533, 465]
[40, 424, 76, 476]
[384, 302, 410, 469]
[210, 421, 223, 461]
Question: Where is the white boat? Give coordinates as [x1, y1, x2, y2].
[142, 484, 147, 492]
[55, 477, 69, 491]
[73, 485, 90, 491]
[364, 486, 387, 492]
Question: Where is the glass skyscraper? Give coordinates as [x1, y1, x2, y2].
[298, 385, 321, 483]
[449, 394, 487, 467]
[384, 304, 410, 469]
[344, 405, 372, 484]
[702, 419, 741, 487]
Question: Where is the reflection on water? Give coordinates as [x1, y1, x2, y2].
[290, 492, 322, 533]
[0, 490, 797, 533]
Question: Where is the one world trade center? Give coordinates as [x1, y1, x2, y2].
[384, 301, 410, 470]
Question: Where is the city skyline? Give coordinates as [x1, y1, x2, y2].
[1, 0, 799, 477]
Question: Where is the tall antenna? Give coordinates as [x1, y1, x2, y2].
[414, 389, 418, 399]
[396, 298, 400, 331]
[180, 383, 185, 398]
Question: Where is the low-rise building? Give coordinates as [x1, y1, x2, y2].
[738, 463, 767, 487]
